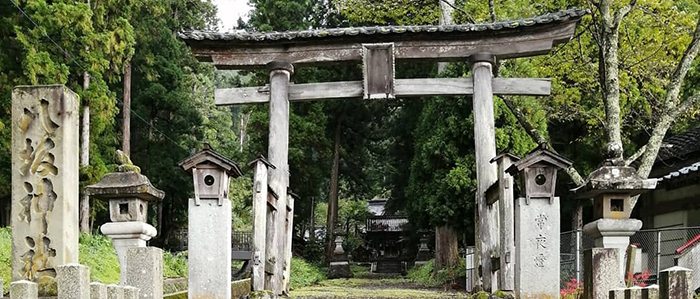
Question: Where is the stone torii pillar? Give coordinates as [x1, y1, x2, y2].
[267, 61, 293, 295]
[471, 54, 500, 292]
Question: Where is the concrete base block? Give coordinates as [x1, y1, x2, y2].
[90, 283, 107, 299]
[126, 247, 162, 299]
[123, 287, 139, 299]
[641, 285, 658, 299]
[56, 264, 90, 299]
[10, 281, 38, 299]
[659, 266, 693, 299]
[584, 248, 622, 299]
[328, 261, 353, 279]
[106, 285, 123, 299]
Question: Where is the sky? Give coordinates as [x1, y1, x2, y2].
[213, 0, 253, 32]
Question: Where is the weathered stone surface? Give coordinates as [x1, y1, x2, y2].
[572, 165, 657, 198]
[415, 232, 432, 266]
[609, 288, 625, 299]
[624, 286, 643, 299]
[85, 171, 164, 205]
[584, 248, 622, 299]
[583, 218, 642, 279]
[641, 285, 658, 299]
[100, 222, 156, 284]
[327, 261, 353, 279]
[90, 282, 107, 299]
[125, 247, 162, 299]
[56, 264, 90, 299]
[10, 281, 37, 299]
[659, 266, 693, 299]
[514, 197, 559, 299]
[122, 287, 139, 299]
[106, 285, 123, 299]
[11, 86, 79, 293]
[187, 198, 231, 299]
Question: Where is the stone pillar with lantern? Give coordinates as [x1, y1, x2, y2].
[178, 144, 243, 299]
[86, 151, 164, 285]
[506, 144, 573, 299]
[572, 147, 657, 281]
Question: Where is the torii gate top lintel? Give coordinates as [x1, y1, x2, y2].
[178, 8, 587, 69]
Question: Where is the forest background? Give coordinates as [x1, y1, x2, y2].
[1, 0, 700, 270]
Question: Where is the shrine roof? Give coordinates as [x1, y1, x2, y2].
[178, 8, 587, 44]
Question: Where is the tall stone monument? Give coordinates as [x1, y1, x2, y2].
[179, 144, 242, 299]
[11, 85, 79, 294]
[507, 144, 572, 299]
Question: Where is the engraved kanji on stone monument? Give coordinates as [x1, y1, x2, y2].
[11, 86, 79, 294]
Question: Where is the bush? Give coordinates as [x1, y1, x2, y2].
[289, 257, 326, 290]
[407, 258, 466, 288]
[79, 233, 121, 284]
[163, 251, 188, 278]
[301, 238, 325, 263]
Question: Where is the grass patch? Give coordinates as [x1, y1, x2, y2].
[0, 227, 187, 291]
[407, 259, 466, 288]
[290, 278, 469, 298]
[289, 257, 326, 290]
[349, 263, 370, 278]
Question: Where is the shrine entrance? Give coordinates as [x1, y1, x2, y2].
[179, 8, 585, 296]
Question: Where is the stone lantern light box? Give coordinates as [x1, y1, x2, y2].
[573, 165, 657, 221]
[506, 144, 573, 203]
[178, 143, 243, 205]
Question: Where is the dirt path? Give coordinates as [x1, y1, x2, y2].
[289, 278, 469, 299]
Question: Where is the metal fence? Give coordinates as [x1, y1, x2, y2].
[560, 227, 700, 288]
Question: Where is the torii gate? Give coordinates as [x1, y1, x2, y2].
[179, 8, 585, 295]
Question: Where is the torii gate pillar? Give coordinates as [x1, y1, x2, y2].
[471, 53, 500, 292]
[266, 61, 293, 295]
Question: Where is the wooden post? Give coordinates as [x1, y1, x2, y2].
[283, 192, 295, 294]
[251, 158, 271, 291]
[266, 61, 293, 295]
[471, 53, 499, 292]
[493, 154, 516, 291]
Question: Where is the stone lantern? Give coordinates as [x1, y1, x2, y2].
[328, 229, 353, 279]
[178, 144, 242, 299]
[415, 230, 432, 266]
[506, 144, 572, 299]
[86, 152, 164, 284]
[572, 160, 657, 277]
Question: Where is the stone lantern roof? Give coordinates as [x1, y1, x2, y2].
[86, 171, 165, 202]
[178, 143, 243, 177]
[572, 165, 657, 198]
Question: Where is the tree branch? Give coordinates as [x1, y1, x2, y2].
[624, 144, 646, 166]
[612, 0, 637, 31]
[501, 96, 586, 186]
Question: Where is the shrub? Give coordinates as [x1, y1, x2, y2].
[301, 238, 325, 263]
[163, 251, 188, 278]
[289, 257, 326, 290]
[560, 278, 583, 299]
[407, 258, 466, 288]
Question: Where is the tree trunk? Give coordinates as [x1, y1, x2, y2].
[435, 225, 460, 271]
[326, 117, 342, 260]
[123, 61, 132, 156]
[79, 71, 91, 233]
[437, 0, 455, 74]
[309, 197, 315, 242]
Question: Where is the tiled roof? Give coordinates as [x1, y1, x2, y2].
[657, 127, 700, 163]
[658, 162, 700, 182]
[178, 8, 587, 43]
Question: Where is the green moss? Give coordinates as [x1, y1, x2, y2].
[471, 291, 490, 299]
[290, 278, 469, 298]
[290, 257, 326, 290]
[231, 278, 251, 298]
[1, 227, 10, 294]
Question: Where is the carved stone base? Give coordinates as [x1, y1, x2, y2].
[328, 260, 353, 279]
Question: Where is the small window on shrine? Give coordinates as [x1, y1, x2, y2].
[119, 203, 129, 215]
[610, 199, 625, 212]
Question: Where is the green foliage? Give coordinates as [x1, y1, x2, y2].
[163, 251, 188, 278]
[406, 258, 466, 288]
[301, 238, 325, 263]
[78, 233, 121, 284]
[1, 227, 10, 293]
[289, 257, 327, 290]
